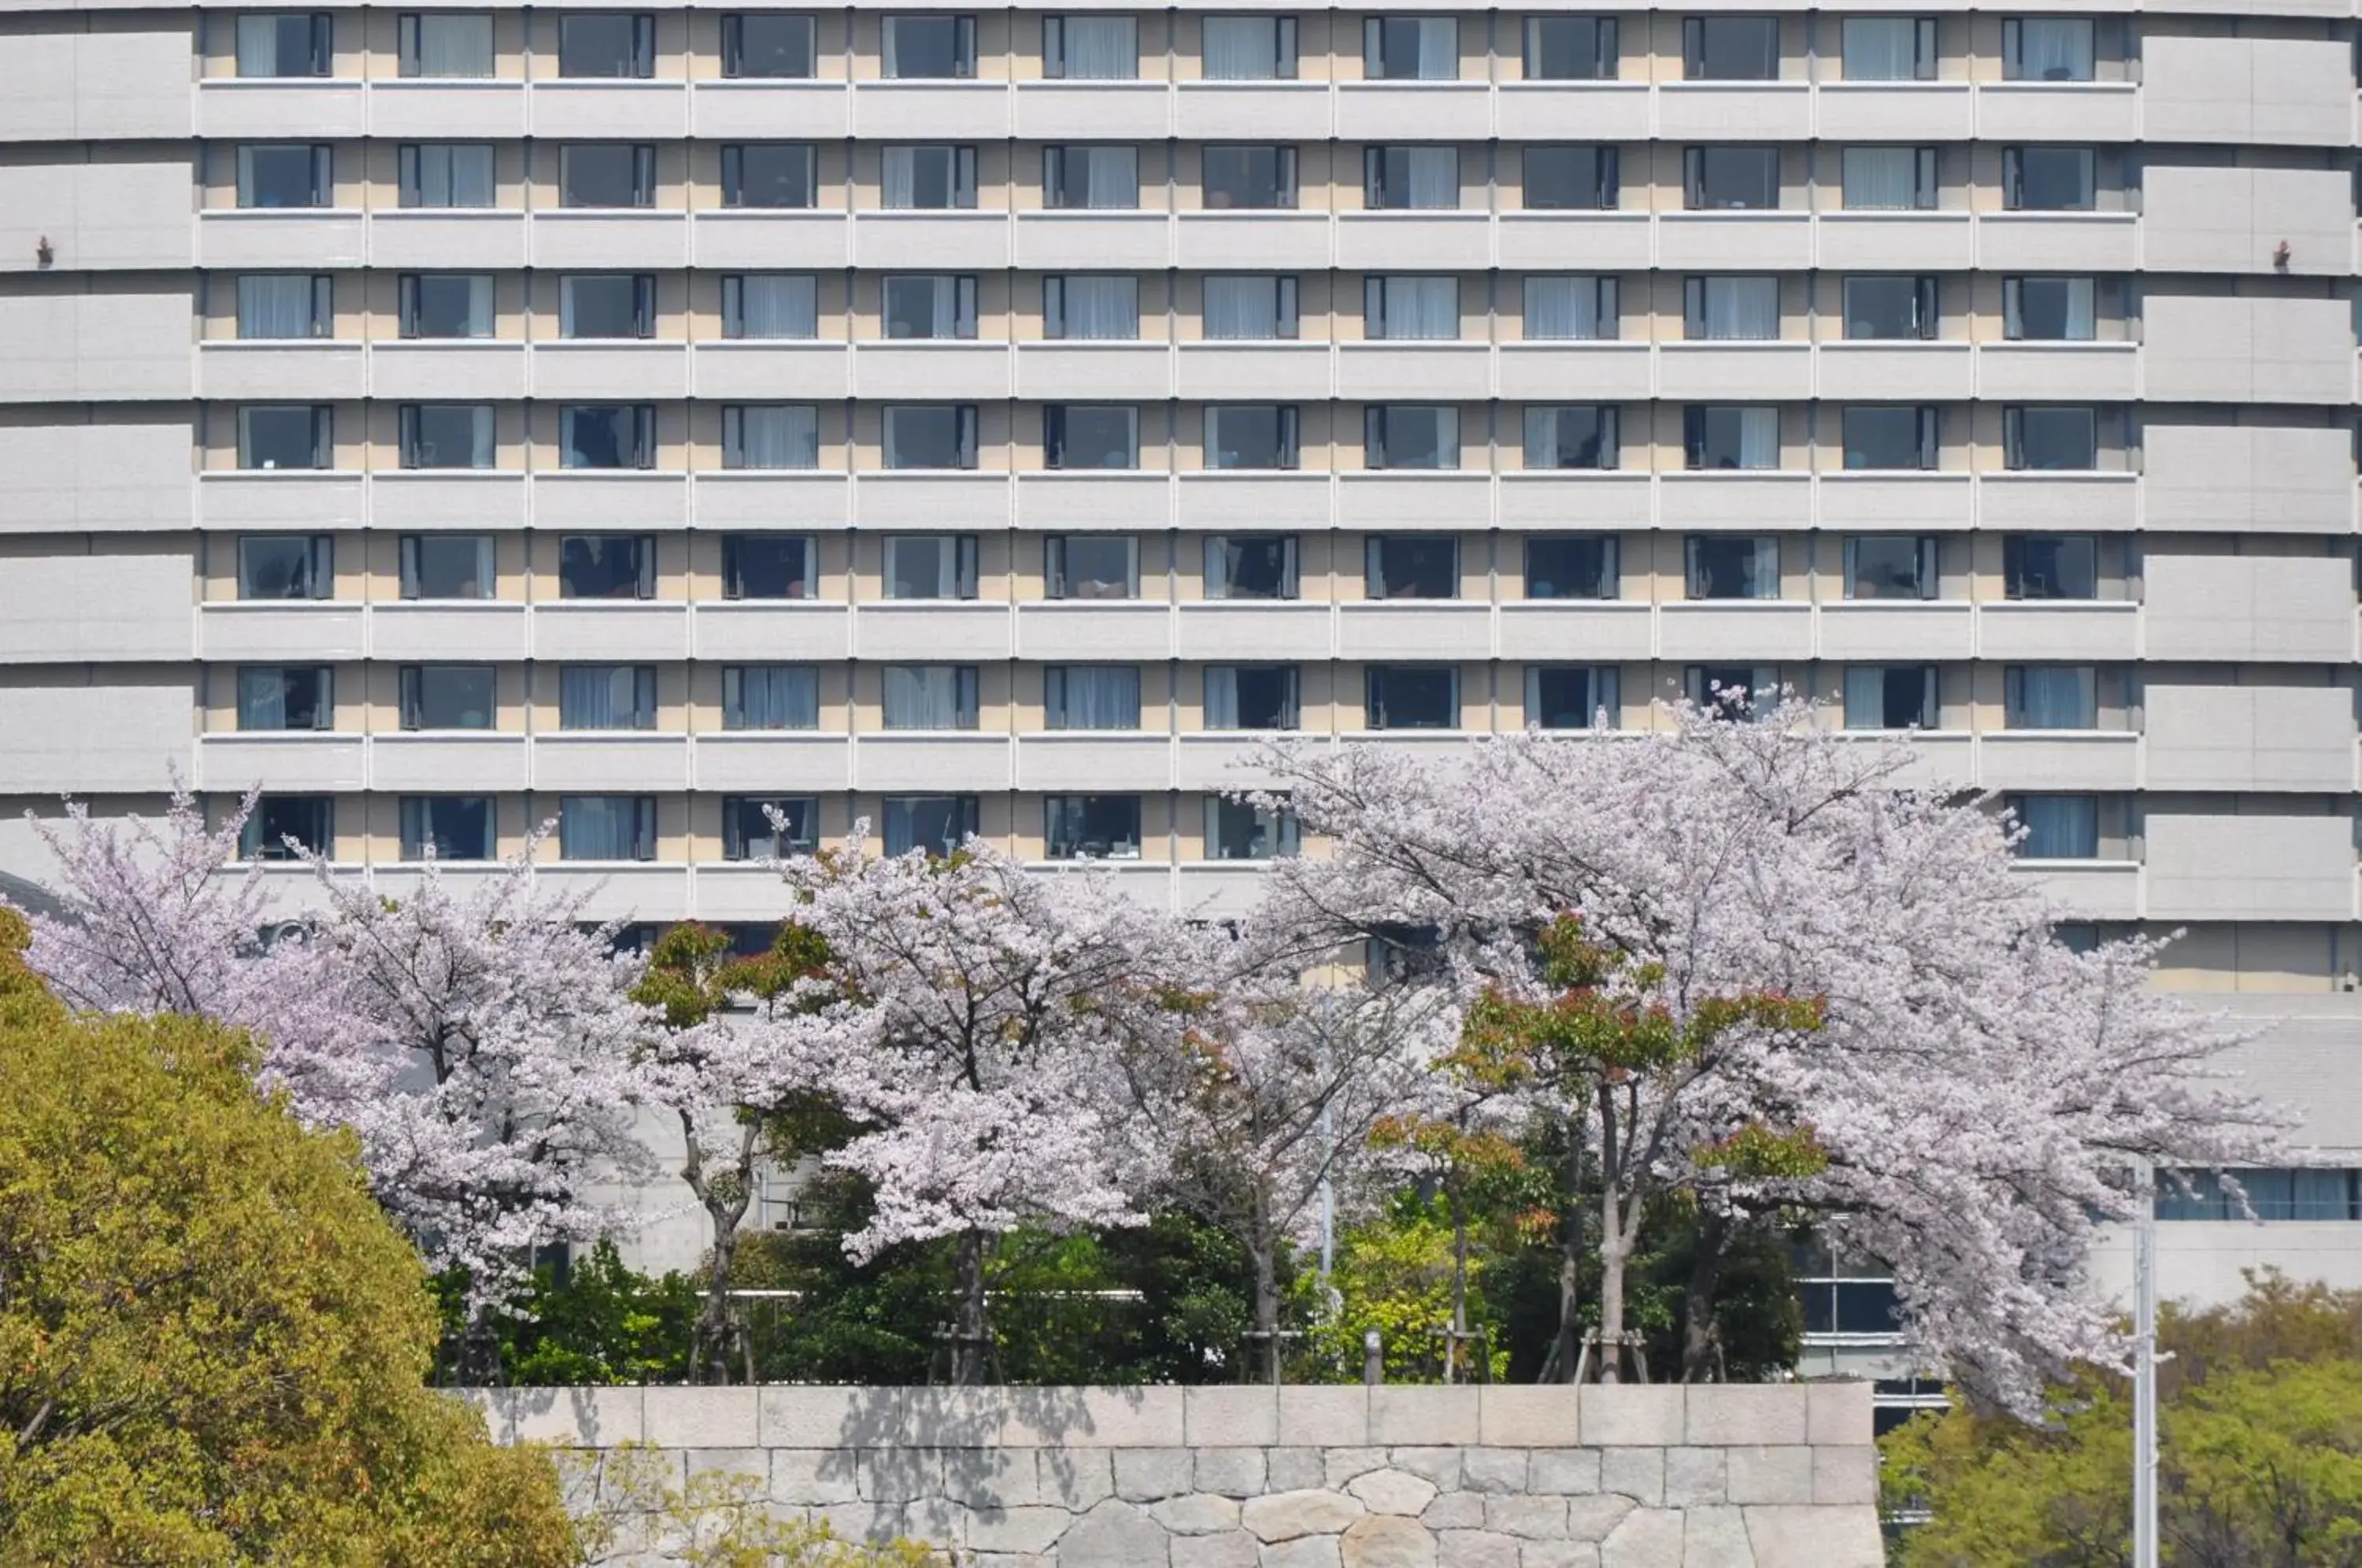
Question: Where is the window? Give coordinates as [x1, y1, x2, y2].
[237, 143, 331, 208]
[723, 13, 816, 77]
[398, 664, 496, 730]
[1684, 276, 1779, 340]
[1044, 665, 1142, 730]
[398, 13, 493, 77]
[1842, 405, 1939, 471]
[560, 796, 656, 861]
[881, 13, 975, 77]
[1523, 146, 1618, 210]
[1797, 1277, 1901, 1337]
[1044, 405, 1138, 470]
[559, 665, 657, 730]
[239, 405, 331, 470]
[1205, 405, 1299, 470]
[1364, 16, 1457, 79]
[882, 664, 979, 729]
[722, 143, 817, 209]
[1366, 535, 1457, 599]
[239, 532, 335, 599]
[237, 13, 331, 77]
[1043, 15, 1137, 79]
[1843, 535, 1937, 600]
[559, 405, 655, 469]
[1843, 275, 1938, 341]
[559, 13, 654, 76]
[399, 534, 494, 600]
[1360, 276, 1461, 342]
[882, 405, 978, 469]
[2003, 146, 2096, 211]
[1205, 535, 1298, 600]
[883, 534, 978, 600]
[883, 795, 979, 857]
[1686, 664, 1779, 718]
[1204, 146, 1298, 209]
[1043, 146, 1140, 209]
[2004, 276, 2097, 341]
[1364, 146, 1459, 209]
[2157, 1170, 2362, 1223]
[559, 274, 653, 339]
[1685, 536, 1779, 600]
[1045, 275, 1140, 341]
[1205, 665, 1299, 729]
[399, 797, 494, 860]
[240, 796, 332, 860]
[1202, 275, 1298, 339]
[2009, 794, 2099, 859]
[1364, 406, 1458, 470]
[722, 274, 819, 339]
[721, 796, 817, 860]
[398, 273, 492, 338]
[1526, 666, 1620, 730]
[1523, 276, 1616, 341]
[398, 404, 494, 469]
[236, 275, 332, 339]
[1683, 14, 1779, 79]
[2004, 406, 2099, 471]
[1524, 406, 1620, 470]
[1683, 405, 1779, 469]
[1207, 797, 1299, 860]
[881, 145, 977, 209]
[1525, 535, 1618, 599]
[722, 664, 819, 730]
[1046, 535, 1137, 600]
[1201, 16, 1296, 80]
[2005, 535, 2098, 600]
[722, 534, 816, 599]
[398, 142, 494, 208]
[559, 144, 657, 208]
[2005, 666, 2098, 729]
[720, 405, 819, 471]
[882, 274, 977, 339]
[2003, 17, 2094, 81]
[1366, 923, 1446, 985]
[1525, 16, 1616, 80]
[1842, 665, 1937, 730]
[1684, 146, 1779, 209]
[236, 666, 332, 730]
[1365, 666, 1459, 730]
[1841, 17, 1935, 80]
[1045, 796, 1142, 860]
[558, 533, 656, 599]
[1841, 146, 1938, 210]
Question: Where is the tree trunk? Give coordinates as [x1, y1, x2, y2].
[1596, 1178, 1631, 1385]
[1542, 1137, 1584, 1384]
[1447, 1182, 1472, 1385]
[1679, 1207, 1732, 1384]
[950, 1229, 990, 1387]
[684, 1114, 758, 1385]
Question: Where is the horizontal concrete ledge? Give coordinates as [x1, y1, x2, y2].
[461, 1380, 1871, 1452]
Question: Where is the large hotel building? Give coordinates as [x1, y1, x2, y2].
[2, 2, 2359, 1329]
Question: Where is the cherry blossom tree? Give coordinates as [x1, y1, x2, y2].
[1255, 695, 2289, 1415]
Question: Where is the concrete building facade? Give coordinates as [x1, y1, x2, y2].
[2, 0, 2360, 1386]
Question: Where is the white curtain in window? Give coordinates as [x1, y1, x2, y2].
[881, 147, 922, 208]
[736, 274, 817, 338]
[883, 666, 964, 728]
[409, 144, 494, 207]
[1078, 146, 1138, 209]
[727, 665, 820, 728]
[1403, 147, 1458, 208]
[1745, 537, 1780, 598]
[238, 276, 317, 338]
[1411, 17, 1457, 76]
[1051, 666, 1141, 730]
[416, 14, 492, 76]
[2012, 667, 2097, 729]
[237, 671, 288, 730]
[1202, 17, 1278, 79]
[1842, 146, 1919, 211]
[563, 797, 643, 860]
[1842, 668, 1890, 730]
[1204, 667, 1239, 730]
[1701, 277, 1779, 339]
[2061, 279, 2097, 339]
[2017, 18, 2094, 80]
[1524, 276, 1608, 340]
[1737, 408, 1779, 469]
[2018, 796, 2097, 857]
[731, 405, 819, 469]
[1204, 276, 1278, 339]
[561, 666, 642, 729]
[1840, 18, 1915, 80]
[1061, 275, 1138, 339]
[461, 405, 495, 467]
[1060, 16, 1136, 78]
[235, 16, 294, 76]
[1379, 276, 1457, 339]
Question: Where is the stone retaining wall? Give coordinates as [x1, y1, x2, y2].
[471, 1382, 1884, 1567]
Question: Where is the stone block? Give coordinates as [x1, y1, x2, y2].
[1061, 1497, 1173, 1566]
[1483, 1496, 1568, 1540]
[1421, 1492, 1486, 1529]
[1188, 1385, 1282, 1448]
[1060, 1385, 1187, 1448]
[1812, 1446, 1878, 1507]
[1479, 1386, 1582, 1448]
[1804, 1382, 1874, 1448]
[596, 1442, 683, 1505]
[770, 1448, 861, 1506]
[547, 1448, 602, 1513]
[1529, 1450, 1601, 1496]
[1597, 1507, 1683, 1568]
[967, 1505, 1073, 1555]
[1115, 1448, 1197, 1503]
[1679, 1505, 1752, 1568]
[1371, 1388, 1481, 1448]
[1265, 1537, 1347, 1568]
[1387, 1448, 1463, 1489]
[1726, 1447, 1812, 1507]
[1323, 1448, 1390, 1488]
[1460, 1449, 1530, 1495]
[1196, 1448, 1269, 1498]
[1597, 1448, 1662, 1506]
[943, 1445, 1041, 1509]
[1153, 1492, 1245, 1535]
[1436, 1529, 1520, 1568]
[1577, 1387, 1684, 1448]
[1268, 1448, 1330, 1491]
[1037, 1448, 1115, 1509]
[1242, 1489, 1368, 1544]
[1520, 1545, 1600, 1568]
[642, 1387, 757, 1449]
[1346, 1468, 1439, 1517]
[1562, 1496, 1636, 1543]
[1342, 1514, 1438, 1568]
[504, 1385, 644, 1447]
[859, 1447, 946, 1503]
[1684, 1386, 1807, 1448]
[1279, 1386, 1371, 1448]
[1173, 1533, 1261, 1568]
[760, 1386, 885, 1448]
[1740, 1505, 1883, 1568]
[683, 1448, 769, 1486]
[1662, 1448, 1727, 1507]
[819, 1500, 914, 1545]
